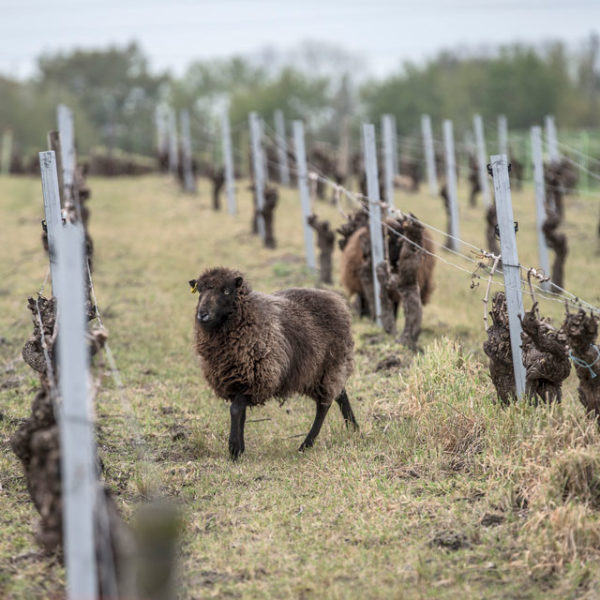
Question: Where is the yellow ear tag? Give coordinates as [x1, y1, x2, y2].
[190, 282, 198, 294]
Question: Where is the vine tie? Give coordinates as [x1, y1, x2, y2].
[569, 344, 600, 379]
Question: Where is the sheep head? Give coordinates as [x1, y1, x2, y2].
[189, 267, 247, 332]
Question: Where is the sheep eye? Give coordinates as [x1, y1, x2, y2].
[223, 288, 231, 296]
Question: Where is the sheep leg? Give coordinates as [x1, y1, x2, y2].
[229, 396, 248, 459]
[335, 388, 359, 431]
[358, 292, 370, 318]
[299, 401, 331, 451]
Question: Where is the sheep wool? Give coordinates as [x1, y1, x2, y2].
[190, 267, 358, 458]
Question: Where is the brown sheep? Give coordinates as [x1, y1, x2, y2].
[340, 217, 436, 318]
[189, 267, 358, 458]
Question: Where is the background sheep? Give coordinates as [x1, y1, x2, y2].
[340, 215, 436, 319]
[189, 267, 358, 458]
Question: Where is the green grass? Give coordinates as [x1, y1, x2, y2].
[1, 172, 600, 598]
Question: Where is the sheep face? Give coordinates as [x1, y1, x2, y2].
[189, 270, 244, 332]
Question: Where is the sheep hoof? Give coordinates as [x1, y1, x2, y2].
[298, 439, 315, 452]
[229, 440, 245, 460]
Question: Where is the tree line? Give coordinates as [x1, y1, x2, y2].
[1, 36, 598, 161]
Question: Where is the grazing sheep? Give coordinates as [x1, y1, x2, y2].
[340, 224, 372, 317]
[340, 215, 436, 319]
[337, 208, 369, 252]
[190, 267, 358, 458]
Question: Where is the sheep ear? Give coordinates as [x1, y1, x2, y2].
[189, 279, 198, 294]
[234, 276, 243, 288]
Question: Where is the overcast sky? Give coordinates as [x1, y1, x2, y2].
[1, 0, 599, 79]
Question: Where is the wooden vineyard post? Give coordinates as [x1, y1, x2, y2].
[530, 126, 551, 291]
[57, 104, 75, 204]
[491, 154, 527, 399]
[274, 110, 290, 186]
[292, 120, 316, 271]
[498, 114, 508, 157]
[545, 115, 560, 163]
[249, 112, 266, 239]
[421, 114, 437, 196]
[168, 107, 179, 175]
[473, 114, 492, 208]
[442, 119, 460, 251]
[179, 109, 196, 193]
[381, 114, 395, 212]
[362, 123, 385, 328]
[221, 108, 236, 215]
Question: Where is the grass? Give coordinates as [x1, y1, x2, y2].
[1, 171, 600, 598]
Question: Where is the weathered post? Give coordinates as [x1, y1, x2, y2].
[221, 108, 236, 215]
[249, 112, 266, 239]
[442, 119, 460, 251]
[473, 114, 492, 208]
[39, 151, 63, 296]
[292, 121, 316, 271]
[47, 131, 65, 207]
[56, 222, 98, 600]
[381, 114, 395, 212]
[545, 115, 560, 163]
[530, 126, 551, 291]
[57, 104, 76, 204]
[498, 114, 508, 157]
[40, 150, 99, 598]
[1, 129, 13, 175]
[491, 153, 527, 399]
[167, 107, 179, 175]
[421, 115, 437, 196]
[362, 123, 385, 328]
[179, 110, 196, 193]
[274, 110, 290, 186]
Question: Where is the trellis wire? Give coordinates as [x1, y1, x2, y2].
[265, 128, 600, 316]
